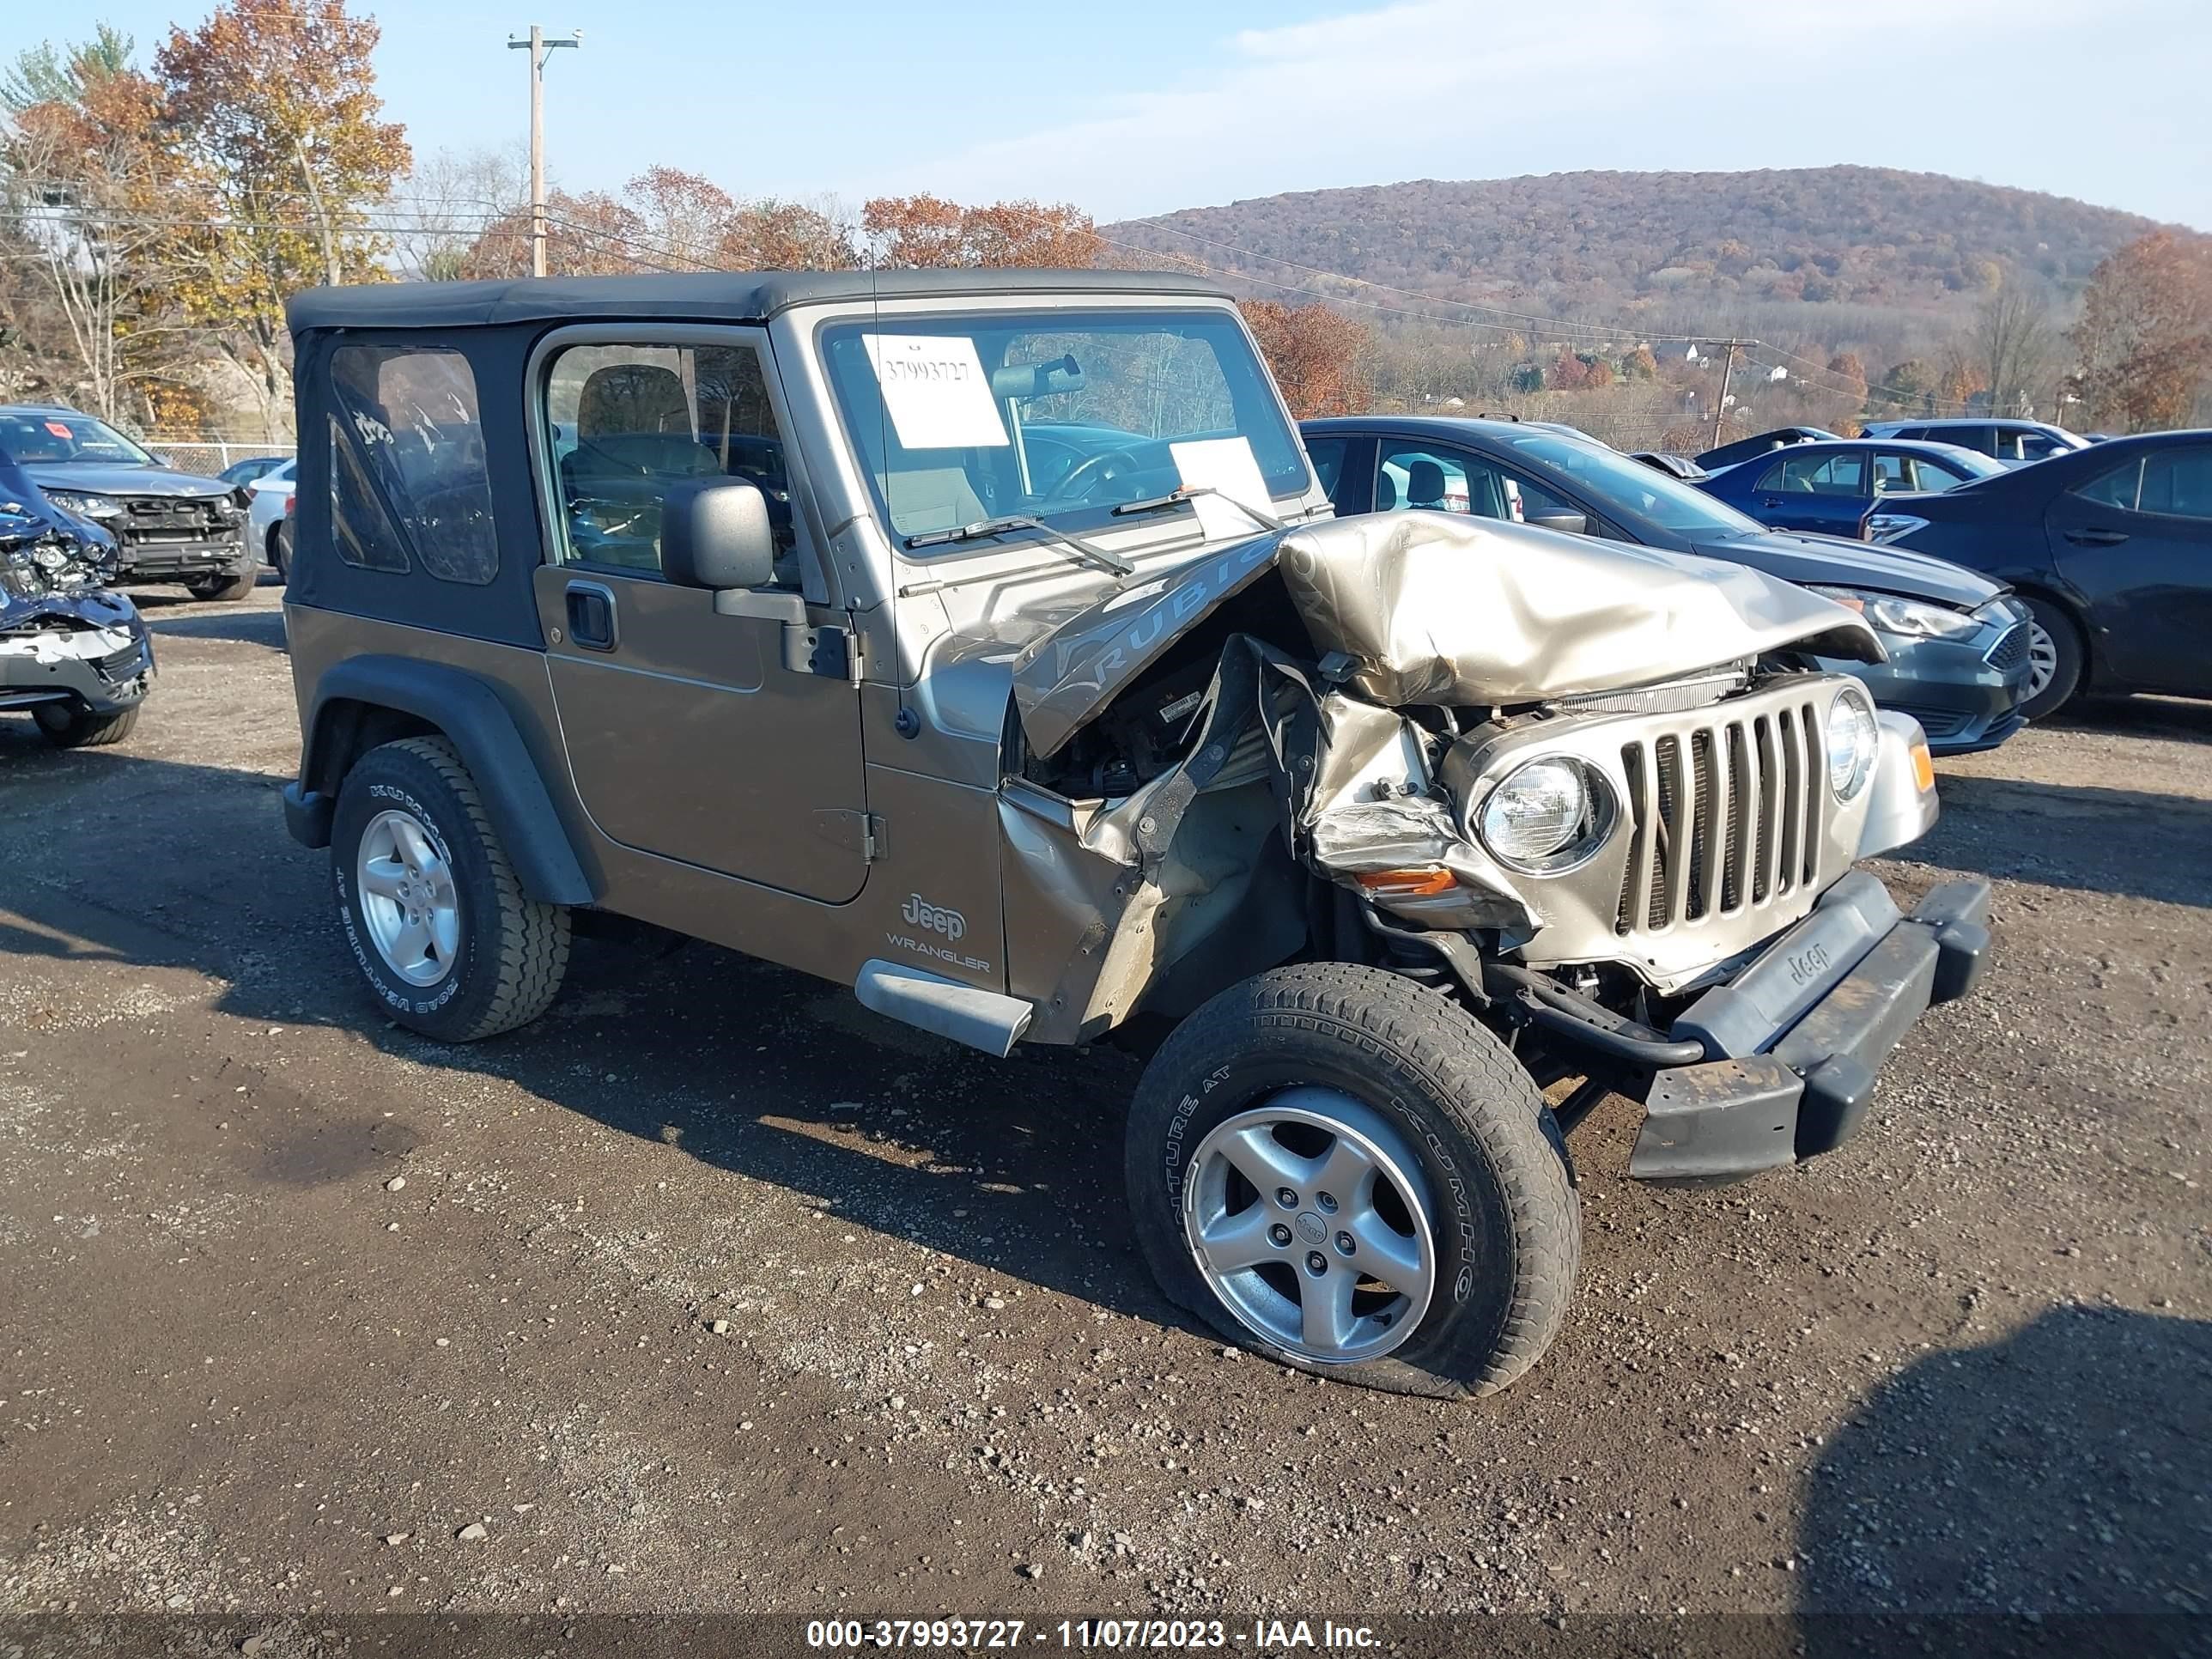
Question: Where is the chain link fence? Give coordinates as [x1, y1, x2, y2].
[143, 438, 296, 478]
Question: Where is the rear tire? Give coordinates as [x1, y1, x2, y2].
[331, 736, 571, 1042]
[33, 702, 141, 749]
[186, 570, 258, 603]
[1125, 963, 1580, 1398]
[2021, 596, 2085, 721]
[269, 522, 291, 586]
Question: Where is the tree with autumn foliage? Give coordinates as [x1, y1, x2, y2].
[156, 0, 410, 433]
[2069, 231, 2212, 432]
[0, 29, 185, 423]
[862, 195, 1104, 269]
[1237, 300, 1370, 418]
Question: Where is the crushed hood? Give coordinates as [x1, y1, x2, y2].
[1012, 510, 1881, 757]
[1, 476, 125, 629]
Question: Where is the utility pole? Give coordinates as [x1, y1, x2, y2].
[507, 26, 580, 279]
[1705, 340, 1755, 448]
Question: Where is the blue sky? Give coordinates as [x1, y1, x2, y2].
[41, 0, 2212, 228]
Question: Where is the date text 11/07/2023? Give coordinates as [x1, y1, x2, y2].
[805, 1619, 1382, 1650]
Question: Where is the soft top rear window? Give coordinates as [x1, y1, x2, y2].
[329, 345, 498, 585]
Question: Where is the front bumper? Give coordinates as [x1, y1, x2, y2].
[1819, 616, 2034, 756]
[0, 617, 155, 718]
[1627, 872, 1992, 1182]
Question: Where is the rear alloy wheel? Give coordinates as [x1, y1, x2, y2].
[1126, 962, 1580, 1398]
[331, 736, 571, 1041]
[2020, 596, 2084, 721]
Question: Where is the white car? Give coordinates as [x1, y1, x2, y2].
[246, 459, 296, 581]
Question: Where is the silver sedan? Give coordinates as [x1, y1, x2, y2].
[246, 459, 296, 581]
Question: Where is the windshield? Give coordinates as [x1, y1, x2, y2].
[1500, 429, 1765, 538]
[0, 409, 157, 467]
[819, 309, 1308, 543]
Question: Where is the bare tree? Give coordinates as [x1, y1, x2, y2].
[1972, 280, 2058, 418]
[391, 143, 527, 281]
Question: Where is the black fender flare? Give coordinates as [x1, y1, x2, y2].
[295, 654, 599, 906]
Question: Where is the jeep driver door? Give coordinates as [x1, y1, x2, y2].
[531, 330, 868, 902]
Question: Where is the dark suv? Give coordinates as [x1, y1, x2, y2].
[0, 405, 257, 600]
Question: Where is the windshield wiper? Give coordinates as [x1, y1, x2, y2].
[903, 514, 1132, 576]
[1111, 484, 1285, 534]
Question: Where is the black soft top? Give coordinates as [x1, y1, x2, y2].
[287, 266, 1231, 340]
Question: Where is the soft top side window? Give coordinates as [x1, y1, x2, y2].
[329, 345, 498, 585]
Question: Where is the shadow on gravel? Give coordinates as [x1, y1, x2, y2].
[0, 746, 1187, 1331]
[2045, 695, 2212, 744]
[1920, 774, 2212, 908]
[143, 607, 288, 650]
[1798, 1304, 2211, 1649]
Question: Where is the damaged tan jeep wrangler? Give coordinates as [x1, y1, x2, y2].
[279, 269, 1991, 1396]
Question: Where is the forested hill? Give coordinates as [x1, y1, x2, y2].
[1108, 167, 2176, 316]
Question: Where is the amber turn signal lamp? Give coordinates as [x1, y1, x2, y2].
[1911, 742, 1936, 792]
[1353, 867, 1456, 898]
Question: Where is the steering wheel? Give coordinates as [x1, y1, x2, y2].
[1038, 446, 1147, 512]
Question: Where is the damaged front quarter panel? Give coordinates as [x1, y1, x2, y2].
[997, 510, 1888, 1042]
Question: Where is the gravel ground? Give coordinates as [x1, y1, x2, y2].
[0, 583, 2205, 1642]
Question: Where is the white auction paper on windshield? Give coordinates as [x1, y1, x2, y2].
[862, 333, 1009, 450]
[1170, 436, 1274, 540]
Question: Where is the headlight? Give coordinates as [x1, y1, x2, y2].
[1863, 512, 1928, 544]
[1477, 756, 1614, 872]
[46, 490, 125, 520]
[1825, 688, 1879, 800]
[1808, 586, 1981, 641]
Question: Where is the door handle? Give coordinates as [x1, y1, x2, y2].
[1760, 496, 1784, 508]
[564, 581, 617, 651]
[2063, 527, 2129, 546]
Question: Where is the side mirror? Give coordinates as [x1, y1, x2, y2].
[662, 478, 775, 591]
[1528, 509, 1589, 536]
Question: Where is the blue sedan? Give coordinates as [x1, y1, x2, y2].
[1698, 438, 2005, 538]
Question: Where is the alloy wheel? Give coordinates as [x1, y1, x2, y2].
[1181, 1089, 1437, 1364]
[2024, 619, 2060, 704]
[356, 808, 461, 987]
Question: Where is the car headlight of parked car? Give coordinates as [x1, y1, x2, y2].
[1825, 686, 1880, 800]
[1809, 585, 1982, 641]
[1861, 512, 1928, 545]
[1476, 756, 1616, 872]
[45, 490, 125, 521]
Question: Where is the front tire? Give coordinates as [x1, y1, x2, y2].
[1125, 963, 1580, 1398]
[331, 736, 571, 1041]
[186, 570, 258, 603]
[34, 702, 141, 749]
[269, 522, 291, 586]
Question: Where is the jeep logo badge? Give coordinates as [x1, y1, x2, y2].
[902, 893, 966, 941]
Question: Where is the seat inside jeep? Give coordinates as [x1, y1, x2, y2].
[561, 363, 721, 570]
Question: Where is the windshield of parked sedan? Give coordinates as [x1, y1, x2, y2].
[1503, 430, 1768, 537]
[819, 309, 1309, 542]
[0, 409, 157, 467]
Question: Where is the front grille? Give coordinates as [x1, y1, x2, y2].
[1986, 623, 2033, 674]
[118, 496, 230, 544]
[1614, 693, 1827, 936]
